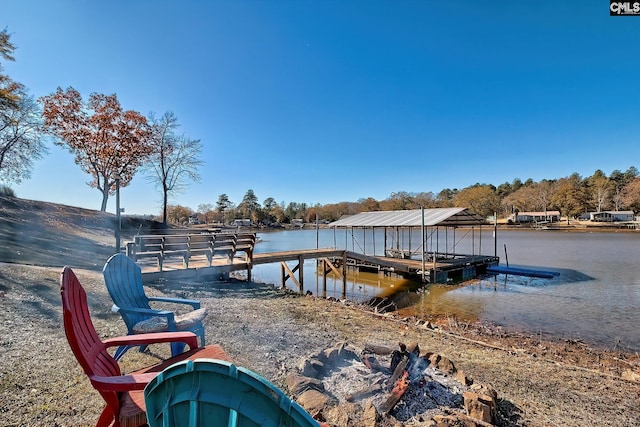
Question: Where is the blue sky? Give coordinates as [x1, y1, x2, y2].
[3, 1, 639, 215]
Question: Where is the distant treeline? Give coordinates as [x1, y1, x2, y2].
[167, 167, 640, 226]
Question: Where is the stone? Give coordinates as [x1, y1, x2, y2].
[454, 369, 473, 386]
[364, 343, 394, 355]
[406, 341, 420, 355]
[433, 413, 492, 426]
[298, 358, 319, 377]
[464, 392, 492, 423]
[309, 358, 325, 374]
[428, 353, 457, 374]
[285, 373, 325, 396]
[464, 386, 497, 425]
[469, 383, 498, 403]
[297, 389, 336, 415]
[324, 402, 361, 427]
[361, 401, 379, 427]
[323, 342, 347, 362]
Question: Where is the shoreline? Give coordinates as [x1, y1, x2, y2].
[495, 222, 640, 233]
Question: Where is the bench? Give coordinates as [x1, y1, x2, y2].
[234, 233, 256, 262]
[188, 234, 214, 266]
[161, 235, 191, 269]
[126, 232, 257, 270]
[131, 235, 164, 269]
[211, 233, 236, 262]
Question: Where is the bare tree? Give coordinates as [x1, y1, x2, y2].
[145, 111, 203, 224]
[587, 170, 612, 212]
[0, 30, 47, 185]
[0, 90, 47, 184]
[197, 203, 214, 224]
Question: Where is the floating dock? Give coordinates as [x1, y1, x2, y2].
[486, 265, 560, 279]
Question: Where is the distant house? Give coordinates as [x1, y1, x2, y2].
[589, 211, 635, 222]
[232, 219, 251, 227]
[291, 218, 304, 228]
[508, 211, 560, 223]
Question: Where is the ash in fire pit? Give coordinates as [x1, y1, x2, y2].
[287, 342, 498, 426]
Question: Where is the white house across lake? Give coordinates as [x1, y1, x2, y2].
[508, 211, 560, 224]
[589, 210, 635, 222]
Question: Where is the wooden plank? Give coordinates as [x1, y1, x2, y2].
[280, 261, 300, 290]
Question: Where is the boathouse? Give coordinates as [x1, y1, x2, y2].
[327, 207, 498, 283]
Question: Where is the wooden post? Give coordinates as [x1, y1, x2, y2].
[373, 227, 376, 256]
[433, 227, 437, 283]
[363, 227, 366, 255]
[342, 251, 347, 299]
[298, 254, 304, 293]
[421, 207, 426, 283]
[322, 258, 327, 297]
[384, 227, 387, 257]
[494, 212, 498, 258]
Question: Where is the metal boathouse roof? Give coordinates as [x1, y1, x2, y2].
[328, 208, 488, 228]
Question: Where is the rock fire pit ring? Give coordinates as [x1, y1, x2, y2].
[286, 342, 499, 426]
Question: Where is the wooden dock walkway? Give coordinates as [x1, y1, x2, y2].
[139, 246, 498, 295]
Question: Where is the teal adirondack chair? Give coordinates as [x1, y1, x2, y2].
[144, 359, 320, 427]
[103, 253, 207, 360]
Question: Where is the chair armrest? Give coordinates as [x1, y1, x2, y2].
[115, 306, 175, 318]
[148, 296, 201, 309]
[90, 372, 158, 392]
[102, 331, 198, 351]
[115, 307, 177, 330]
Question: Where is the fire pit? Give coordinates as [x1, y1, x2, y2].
[287, 342, 498, 426]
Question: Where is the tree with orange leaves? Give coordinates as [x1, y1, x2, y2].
[40, 87, 152, 212]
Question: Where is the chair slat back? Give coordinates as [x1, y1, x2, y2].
[60, 267, 121, 379]
[103, 254, 152, 327]
[144, 359, 319, 427]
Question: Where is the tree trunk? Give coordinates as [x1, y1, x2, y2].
[162, 186, 168, 225]
[100, 187, 109, 212]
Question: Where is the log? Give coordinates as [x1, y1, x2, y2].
[345, 384, 383, 402]
[363, 343, 395, 355]
[379, 370, 410, 414]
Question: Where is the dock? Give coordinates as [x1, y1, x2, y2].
[133, 205, 501, 297]
[138, 246, 498, 296]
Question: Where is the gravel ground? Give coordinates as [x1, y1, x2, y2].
[1, 196, 640, 426]
[1, 262, 639, 427]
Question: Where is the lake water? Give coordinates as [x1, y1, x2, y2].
[247, 228, 640, 352]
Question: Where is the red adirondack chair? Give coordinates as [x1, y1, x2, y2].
[60, 266, 230, 427]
